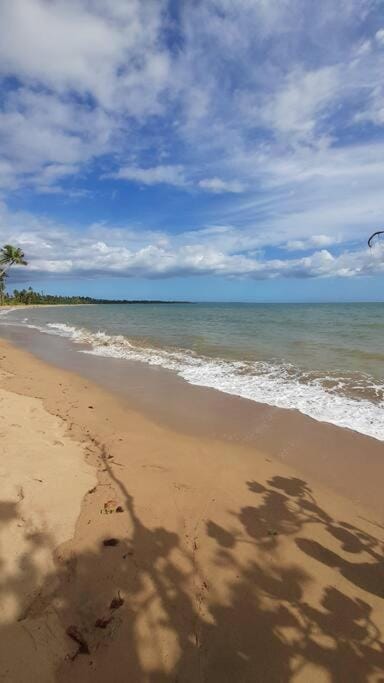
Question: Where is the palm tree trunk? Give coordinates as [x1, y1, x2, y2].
[0, 262, 13, 278]
[0, 276, 5, 306]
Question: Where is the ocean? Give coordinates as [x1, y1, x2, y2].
[1, 302, 383, 441]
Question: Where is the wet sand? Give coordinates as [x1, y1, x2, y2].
[0, 337, 383, 682]
[2, 322, 384, 518]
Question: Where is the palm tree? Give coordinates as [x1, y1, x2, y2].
[0, 245, 28, 305]
[0, 244, 28, 276]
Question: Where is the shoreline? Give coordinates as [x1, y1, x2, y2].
[0, 303, 96, 310]
[1, 303, 383, 444]
[1, 322, 384, 518]
[0, 336, 384, 681]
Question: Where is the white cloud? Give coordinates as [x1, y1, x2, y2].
[0, 87, 113, 190]
[257, 67, 339, 143]
[375, 28, 384, 46]
[354, 85, 384, 125]
[0, 0, 170, 113]
[284, 235, 339, 251]
[218, 140, 384, 251]
[112, 170, 245, 193]
[112, 165, 187, 187]
[0, 0, 171, 191]
[1, 205, 383, 282]
[198, 178, 245, 193]
[0, 1, 120, 97]
[355, 39, 372, 57]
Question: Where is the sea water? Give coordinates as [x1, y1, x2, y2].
[1, 302, 383, 440]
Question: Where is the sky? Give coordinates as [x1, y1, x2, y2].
[0, 0, 384, 302]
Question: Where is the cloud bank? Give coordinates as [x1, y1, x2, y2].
[1, 206, 383, 282]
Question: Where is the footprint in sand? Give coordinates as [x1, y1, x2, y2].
[141, 463, 169, 472]
[173, 482, 190, 492]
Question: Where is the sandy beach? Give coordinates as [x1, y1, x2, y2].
[0, 337, 383, 682]
[2, 1, 384, 680]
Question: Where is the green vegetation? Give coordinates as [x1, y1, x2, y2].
[0, 245, 28, 305]
[3, 287, 99, 306]
[1, 287, 186, 306]
[0, 244, 28, 271]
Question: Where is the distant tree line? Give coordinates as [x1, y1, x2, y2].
[3, 287, 99, 305]
[1, 286, 187, 306]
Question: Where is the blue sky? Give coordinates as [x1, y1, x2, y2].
[1, 0, 384, 301]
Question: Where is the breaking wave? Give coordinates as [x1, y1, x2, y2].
[40, 322, 384, 442]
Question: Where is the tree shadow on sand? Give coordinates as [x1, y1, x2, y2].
[0, 461, 384, 682]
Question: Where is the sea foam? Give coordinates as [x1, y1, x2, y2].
[42, 322, 384, 442]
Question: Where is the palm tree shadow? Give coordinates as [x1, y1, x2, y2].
[0, 465, 383, 681]
[242, 475, 384, 599]
[296, 537, 384, 599]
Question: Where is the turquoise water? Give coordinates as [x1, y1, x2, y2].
[1, 303, 383, 440]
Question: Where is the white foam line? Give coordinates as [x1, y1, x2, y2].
[43, 322, 384, 442]
[0, 307, 18, 316]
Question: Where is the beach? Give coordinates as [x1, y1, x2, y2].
[0, 334, 383, 682]
[2, 1, 384, 680]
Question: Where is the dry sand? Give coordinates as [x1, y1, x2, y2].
[0, 364, 95, 681]
[0, 338, 383, 682]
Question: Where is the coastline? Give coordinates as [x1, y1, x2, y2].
[2, 321, 384, 517]
[1, 301, 383, 443]
[0, 303, 96, 310]
[0, 336, 383, 681]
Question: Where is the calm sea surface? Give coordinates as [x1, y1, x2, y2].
[1, 303, 383, 440]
